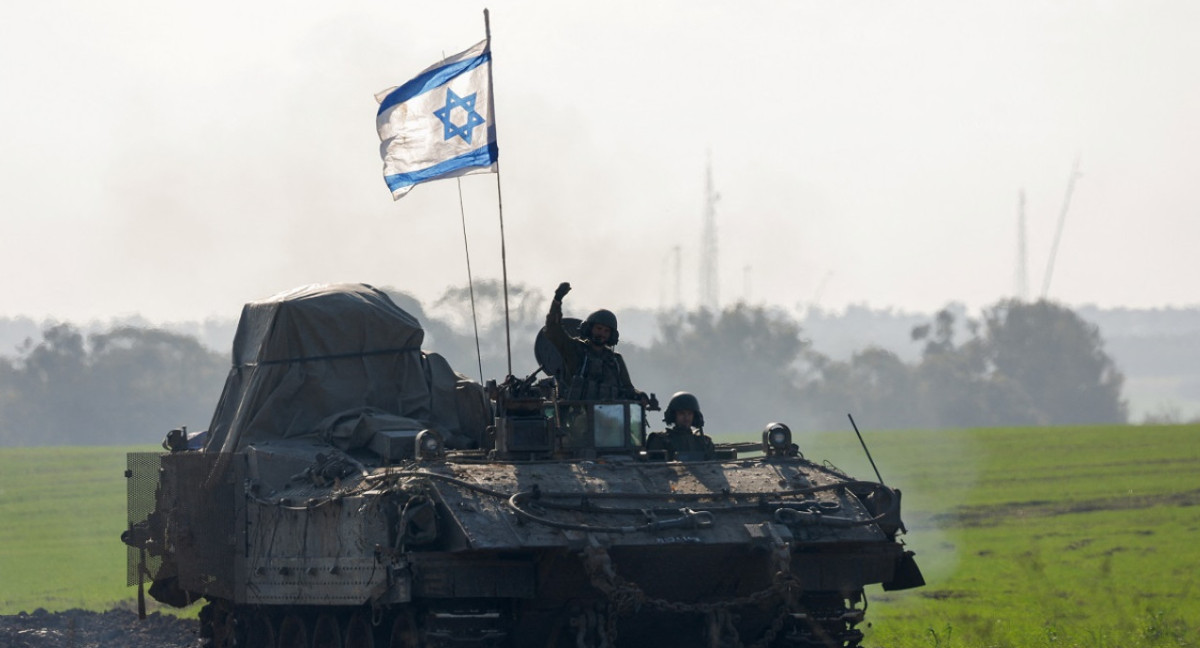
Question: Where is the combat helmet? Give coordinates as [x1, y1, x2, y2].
[664, 391, 705, 427]
[580, 309, 619, 345]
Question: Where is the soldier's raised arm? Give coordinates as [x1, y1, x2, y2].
[545, 282, 572, 349]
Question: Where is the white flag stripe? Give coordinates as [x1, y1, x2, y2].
[383, 146, 497, 198]
[376, 39, 499, 200]
[375, 39, 490, 113]
[378, 64, 492, 166]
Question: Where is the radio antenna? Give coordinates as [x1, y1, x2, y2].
[848, 413, 885, 485]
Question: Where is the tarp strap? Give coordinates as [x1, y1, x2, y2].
[241, 346, 423, 368]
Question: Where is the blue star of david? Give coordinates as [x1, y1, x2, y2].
[433, 89, 486, 145]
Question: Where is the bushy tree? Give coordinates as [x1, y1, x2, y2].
[801, 347, 924, 431]
[910, 308, 1008, 428]
[397, 281, 546, 382]
[643, 298, 1129, 433]
[0, 293, 1129, 446]
[0, 324, 228, 446]
[904, 300, 1127, 427]
[1, 324, 88, 445]
[86, 327, 230, 443]
[628, 305, 809, 436]
[981, 299, 1127, 425]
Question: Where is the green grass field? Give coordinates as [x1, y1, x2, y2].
[0, 446, 152, 614]
[2, 425, 1198, 646]
[803, 424, 1200, 647]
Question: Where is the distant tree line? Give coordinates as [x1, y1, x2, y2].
[0, 284, 1127, 446]
[404, 286, 1130, 436]
[0, 325, 228, 446]
[795, 300, 1127, 432]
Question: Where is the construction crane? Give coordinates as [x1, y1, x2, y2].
[1041, 156, 1082, 299]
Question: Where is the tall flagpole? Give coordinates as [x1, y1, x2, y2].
[484, 8, 513, 377]
[439, 46, 487, 385]
[455, 175, 485, 384]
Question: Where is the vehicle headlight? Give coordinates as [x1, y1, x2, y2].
[762, 422, 792, 455]
[416, 429, 445, 460]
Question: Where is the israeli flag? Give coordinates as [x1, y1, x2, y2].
[376, 39, 499, 200]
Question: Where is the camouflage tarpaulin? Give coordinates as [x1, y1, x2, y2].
[205, 283, 477, 452]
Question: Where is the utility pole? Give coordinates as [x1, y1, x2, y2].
[658, 255, 668, 311]
[673, 245, 682, 309]
[699, 152, 720, 311]
[661, 245, 682, 310]
[1016, 189, 1028, 301]
[742, 265, 752, 304]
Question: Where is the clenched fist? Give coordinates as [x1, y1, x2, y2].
[554, 282, 572, 301]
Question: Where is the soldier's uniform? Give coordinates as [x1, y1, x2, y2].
[645, 425, 716, 460]
[645, 391, 716, 460]
[545, 298, 642, 401]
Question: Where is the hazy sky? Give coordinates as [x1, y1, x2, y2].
[2, 1, 1198, 323]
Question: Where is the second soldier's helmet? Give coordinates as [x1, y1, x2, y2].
[580, 309, 619, 346]
[664, 391, 704, 427]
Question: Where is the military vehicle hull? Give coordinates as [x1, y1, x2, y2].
[123, 284, 922, 648]
[128, 447, 918, 647]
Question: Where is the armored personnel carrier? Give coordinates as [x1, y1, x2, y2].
[123, 283, 923, 648]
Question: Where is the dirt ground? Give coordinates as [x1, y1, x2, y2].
[0, 609, 199, 648]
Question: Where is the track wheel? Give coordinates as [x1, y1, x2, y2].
[277, 613, 309, 648]
[244, 610, 276, 648]
[312, 613, 342, 648]
[387, 610, 421, 648]
[343, 611, 376, 648]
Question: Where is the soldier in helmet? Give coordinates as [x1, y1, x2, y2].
[545, 282, 648, 403]
[645, 391, 716, 460]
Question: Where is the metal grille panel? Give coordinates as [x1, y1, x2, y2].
[126, 452, 164, 586]
[163, 452, 239, 599]
[125, 452, 241, 598]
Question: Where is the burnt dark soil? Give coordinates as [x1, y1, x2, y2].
[0, 609, 199, 648]
[928, 488, 1200, 528]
